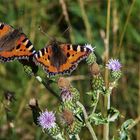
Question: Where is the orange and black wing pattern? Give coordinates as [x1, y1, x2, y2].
[33, 43, 92, 76]
[0, 22, 36, 62]
[59, 44, 92, 74]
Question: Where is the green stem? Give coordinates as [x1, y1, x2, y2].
[117, 0, 136, 55]
[75, 134, 80, 140]
[77, 101, 97, 140]
[35, 76, 61, 100]
[104, 0, 111, 139]
[92, 92, 100, 114]
[77, 0, 92, 42]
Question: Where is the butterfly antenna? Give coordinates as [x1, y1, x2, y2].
[38, 26, 54, 41]
[61, 26, 71, 37]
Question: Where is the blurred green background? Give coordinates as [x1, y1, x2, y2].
[0, 0, 139, 139]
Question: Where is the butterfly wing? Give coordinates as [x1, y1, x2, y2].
[34, 44, 92, 76]
[0, 22, 36, 62]
[58, 44, 92, 74]
[33, 45, 59, 75]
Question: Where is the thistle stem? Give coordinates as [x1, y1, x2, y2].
[92, 92, 100, 114]
[77, 101, 97, 140]
[75, 134, 80, 140]
[35, 76, 61, 100]
[104, 0, 111, 139]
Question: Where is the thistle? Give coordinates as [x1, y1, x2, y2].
[85, 44, 96, 65]
[58, 77, 80, 109]
[90, 62, 105, 93]
[38, 110, 62, 138]
[106, 59, 122, 80]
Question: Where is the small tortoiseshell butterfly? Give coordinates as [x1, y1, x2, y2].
[33, 41, 93, 76]
[0, 22, 36, 62]
[0, 22, 93, 76]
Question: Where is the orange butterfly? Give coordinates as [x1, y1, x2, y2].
[33, 41, 93, 76]
[0, 22, 93, 76]
[0, 22, 36, 62]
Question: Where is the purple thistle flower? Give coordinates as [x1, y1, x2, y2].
[106, 59, 122, 71]
[61, 88, 73, 102]
[38, 110, 56, 129]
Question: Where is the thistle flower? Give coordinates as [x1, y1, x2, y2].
[85, 44, 95, 52]
[106, 59, 121, 71]
[38, 110, 56, 129]
[85, 44, 96, 65]
[61, 88, 73, 102]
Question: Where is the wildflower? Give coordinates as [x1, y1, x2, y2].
[86, 44, 96, 65]
[106, 59, 121, 71]
[38, 110, 56, 129]
[85, 44, 95, 52]
[61, 88, 73, 102]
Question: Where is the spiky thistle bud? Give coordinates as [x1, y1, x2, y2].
[85, 44, 96, 65]
[58, 77, 80, 105]
[69, 87, 80, 103]
[91, 74, 104, 91]
[66, 118, 83, 135]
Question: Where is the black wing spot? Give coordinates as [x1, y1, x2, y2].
[42, 50, 45, 56]
[67, 44, 70, 50]
[26, 40, 32, 48]
[0, 24, 4, 30]
[67, 52, 70, 57]
[72, 45, 78, 51]
[48, 55, 50, 60]
[22, 38, 28, 43]
[16, 44, 20, 50]
[81, 47, 84, 52]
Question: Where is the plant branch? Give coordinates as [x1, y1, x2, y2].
[92, 92, 100, 114]
[128, 116, 140, 130]
[77, 0, 92, 42]
[35, 76, 61, 101]
[103, 0, 111, 140]
[77, 101, 97, 140]
[59, 0, 75, 43]
[117, 0, 136, 55]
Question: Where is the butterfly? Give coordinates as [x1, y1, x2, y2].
[0, 22, 38, 73]
[33, 41, 93, 76]
[0, 22, 93, 76]
[0, 22, 36, 62]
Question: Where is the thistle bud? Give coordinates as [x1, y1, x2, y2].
[89, 62, 100, 75]
[58, 77, 71, 89]
[91, 74, 104, 91]
[66, 118, 83, 135]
